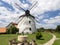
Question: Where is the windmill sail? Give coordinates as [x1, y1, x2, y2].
[14, 0, 39, 34]
[35, 16, 41, 23]
[17, 17, 24, 23]
[35, 19, 40, 23]
[29, 1, 38, 10]
[15, 3, 25, 11]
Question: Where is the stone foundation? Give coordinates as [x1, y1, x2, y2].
[9, 35, 37, 45]
[18, 35, 28, 42]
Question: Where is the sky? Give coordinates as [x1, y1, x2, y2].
[0, 0, 60, 29]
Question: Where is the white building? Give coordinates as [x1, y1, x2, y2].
[6, 10, 37, 34]
[18, 14, 36, 34]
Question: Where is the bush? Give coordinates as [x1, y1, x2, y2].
[37, 27, 45, 32]
[36, 32, 43, 39]
[6, 25, 19, 34]
[56, 25, 60, 33]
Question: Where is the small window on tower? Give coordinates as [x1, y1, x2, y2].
[29, 28, 31, 31]
[29, 21, 31, 23]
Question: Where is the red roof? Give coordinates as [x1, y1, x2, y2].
[0, 28, 7, 33]
[12, 23, 18, 25]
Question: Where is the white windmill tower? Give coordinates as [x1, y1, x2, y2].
[15, 1, 39, 34]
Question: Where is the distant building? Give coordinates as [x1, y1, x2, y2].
[6, 22, 18, 28]
[0, 28, 7, 33]
[0, 22, 18, 33]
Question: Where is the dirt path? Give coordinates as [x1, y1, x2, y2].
[43, 33, 56, 45]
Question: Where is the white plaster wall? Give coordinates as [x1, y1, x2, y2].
[18, 16, 36, 34]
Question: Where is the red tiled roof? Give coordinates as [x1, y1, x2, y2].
[0, 28, 7, 33]
[12, 23, 18, 25]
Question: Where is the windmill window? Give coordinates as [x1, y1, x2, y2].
[29, 28, 31, 31]
[29, 21, 31, 23]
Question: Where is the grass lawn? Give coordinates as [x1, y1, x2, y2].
[0, 34, 18, 45]
[53, 40, 60, 45]
[28, 32, 52, 44]
[0, 32, 52, 45]
[53, 32, 60, 45]
[54, 32, 60, 38]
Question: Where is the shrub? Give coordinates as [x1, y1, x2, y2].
[36, 32, 42, 39]
[56, 25, 60, 33]
[6, 25, 19, 34]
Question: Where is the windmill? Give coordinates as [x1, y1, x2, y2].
[14, 1, 39, 34]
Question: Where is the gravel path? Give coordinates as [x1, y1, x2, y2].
[43, 33, 56, 45]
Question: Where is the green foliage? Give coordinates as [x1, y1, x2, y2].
[36, 32, 43, 39]
[6, 25, 18, 34]
[37, 27, 45, 32]
[56, 25, 60, 33]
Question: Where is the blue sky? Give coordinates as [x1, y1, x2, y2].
[0, 0, 60, 29]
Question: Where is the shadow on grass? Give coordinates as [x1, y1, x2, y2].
[37, 38, 45, 40]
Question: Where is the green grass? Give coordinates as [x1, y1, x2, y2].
[28, 32, 52, 44]
[53, 32, 60, 45]
[54, 32, 60, 38]
[0, 34, 18, 45]
[53, 40, 60, 45]
[0, 32, 52, 45]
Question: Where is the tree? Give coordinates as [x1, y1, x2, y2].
[6, 25, 19, 34]
[36, 32, 43, 39]
[37, 27, 45, 32]
[56, 25, 60, 33]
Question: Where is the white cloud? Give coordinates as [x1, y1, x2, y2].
[2, 0, 13, 4]
[0, 7, 22, 26]
[43, 16, 60, 24]
[0, 0, 60, 29]
[30, 0, 60, 15]
[36, 23, 57, 29]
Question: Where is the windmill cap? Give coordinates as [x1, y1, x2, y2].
[25, 10, 30, 14]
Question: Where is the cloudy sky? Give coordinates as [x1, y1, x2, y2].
[0, 0, 60, 29]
